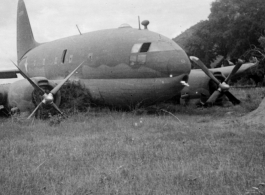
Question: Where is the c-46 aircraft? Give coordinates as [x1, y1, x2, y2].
[0, 0, 258, 118]
[0, 0, 191, 118]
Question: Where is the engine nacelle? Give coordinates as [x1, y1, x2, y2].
[7, 77, 61, 114]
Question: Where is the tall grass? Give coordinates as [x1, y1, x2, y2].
[0, 88, 265, 194]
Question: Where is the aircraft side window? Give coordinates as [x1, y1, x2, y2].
[88, 53, 93, 61]
[61, 49, 67, 63]
[69, 55, 73, 63]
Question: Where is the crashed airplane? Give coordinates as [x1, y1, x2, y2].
[0, 0, 258, 118]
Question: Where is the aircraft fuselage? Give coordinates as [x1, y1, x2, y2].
[20, 27, 190, 79]
[17, 27, 191, 107]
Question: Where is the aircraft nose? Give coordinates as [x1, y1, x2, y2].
[167, 50, 191, 77]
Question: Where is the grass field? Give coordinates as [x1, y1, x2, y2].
[1, 88, 265, 195]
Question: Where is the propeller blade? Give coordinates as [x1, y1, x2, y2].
[10, 60, 45, 95]
[50, 61, 85, 95]
[206, 90, 221, 106]
[51, 102, 63, 115]
[27, 102, 43, 119]
[190, 56, 221, 85]
[224, 59, 244, 83]
[252, 57, 259, 66]
[224, 91, 241, 105]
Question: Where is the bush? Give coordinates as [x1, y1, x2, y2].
[37, 81, 92, 120]
[59, 81, 92, 114]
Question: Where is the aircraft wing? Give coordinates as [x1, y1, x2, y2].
[0, 69, 20, 79]
[181, 60, 259, 100]
[209, 61, 259, 77]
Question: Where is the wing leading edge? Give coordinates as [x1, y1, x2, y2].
[0, 69, 19, 79]
[209, 60, 259, 76]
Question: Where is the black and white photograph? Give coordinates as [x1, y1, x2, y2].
[1, 0, 265, 194]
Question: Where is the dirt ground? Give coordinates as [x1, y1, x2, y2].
[243, 97, 265, 126]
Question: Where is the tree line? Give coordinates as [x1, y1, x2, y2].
[174, 0, 265, 86]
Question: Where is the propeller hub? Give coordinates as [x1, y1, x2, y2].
[42, 93, 54, 105]
[219, 82, 230, 91]
[24, 61, 84, 119]
[180, 81, 189, 87]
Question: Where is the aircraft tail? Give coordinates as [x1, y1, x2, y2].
[17, 0, 39, 63]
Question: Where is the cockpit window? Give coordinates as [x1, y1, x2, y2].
[131, 41, 180, 54]
[149, 42, 176, 52]
[140, 43, 151, 52]
[131, 42, 151, 53]
[131, 43, 142, 53]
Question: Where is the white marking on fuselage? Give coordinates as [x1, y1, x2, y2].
[25, 59, 28, 73]
[180, 81, 189, 87]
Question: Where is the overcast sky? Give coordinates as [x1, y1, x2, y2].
[0, 0, 213, 70]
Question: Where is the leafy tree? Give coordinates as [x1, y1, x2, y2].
[174, 21, 217, 67]
[209, 0, 265, 58]
[174, 0, 265, 66]
[231, 37, 265, 86]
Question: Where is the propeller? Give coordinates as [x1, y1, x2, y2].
[11, 60, 85, 119]
[190, 56, 249, 106]
[10, 60, 45, 95]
